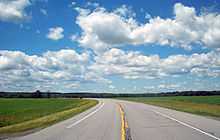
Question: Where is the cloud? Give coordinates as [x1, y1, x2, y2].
[75, 3, 220, 53]
[86, 1, 99, 8]
[47, 27, 64, 40]
[113, 4, 136, 18]
[144, 12, 151, 19]
[158, 84, 180, 90]
[40, 8, 47, 16]
[71, 1, 76, 6]
[70, 34, 79, 42]
[109, 85, 115, 89]
[75, 7, 135, 53]
[0, 49, 114, 91]
[89, 48, 220, 79]
[0, 0, 31, 22]
[0, 48, 219, 91]
[0, 49, 90, 91]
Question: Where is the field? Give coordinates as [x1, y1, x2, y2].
[120, 96, 220, 118]
[0, 98, 97, 135]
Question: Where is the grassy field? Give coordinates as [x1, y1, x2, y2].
[0, 98, 98, 135]
[120, 96, 220, 118]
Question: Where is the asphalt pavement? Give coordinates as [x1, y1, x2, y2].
[11, 99, 220, 140]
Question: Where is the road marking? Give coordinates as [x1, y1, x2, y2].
[118, 104, 126, 140]
[152, 110, 220, 140]
[66, 102, 104, 129]
[118, 104, 132, 140]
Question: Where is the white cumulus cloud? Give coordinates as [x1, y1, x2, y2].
[89, 48, 220, 79]
[0, 48, 219, 91]
[0, 0, 31, 22]
[0, 49, 89, 91]
[75, 3, 220, 53]
[47, 27, 64, 41]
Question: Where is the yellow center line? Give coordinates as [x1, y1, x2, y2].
[125, 121, 129, 129]
[118, 104, 126, 140]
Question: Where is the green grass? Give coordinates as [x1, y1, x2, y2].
[0, 98, 98, 135]
[120, 96, 220, 118]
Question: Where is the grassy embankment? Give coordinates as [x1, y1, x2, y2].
[0, 98, 98, 135]
[121, 96, 220, 118]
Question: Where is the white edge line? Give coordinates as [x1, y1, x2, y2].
[66, 102, 105, 129]
[151, 110, 220, 140]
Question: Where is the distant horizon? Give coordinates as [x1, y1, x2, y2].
[1, 90, 220, 94]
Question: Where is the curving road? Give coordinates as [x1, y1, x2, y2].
[12, 99, 220, 140]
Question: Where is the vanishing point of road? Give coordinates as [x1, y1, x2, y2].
[11, 99, 220, 140]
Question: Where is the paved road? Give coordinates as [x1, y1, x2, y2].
[120, 100, 220, 140]
[12, 99, 220, 140]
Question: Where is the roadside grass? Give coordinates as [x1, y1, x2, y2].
[0, 98, 98, 135]
[120, 96, 220, 118]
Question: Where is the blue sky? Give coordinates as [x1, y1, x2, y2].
[0, 0, 220, 93]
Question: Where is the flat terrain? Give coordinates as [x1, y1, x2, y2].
[13, 99, 220, 140]
[120, 96, 220, 117]
[0, 98, 97, 135]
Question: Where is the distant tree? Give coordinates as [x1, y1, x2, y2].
[32, 90, 42, 98]
[47, 90, 51, 98]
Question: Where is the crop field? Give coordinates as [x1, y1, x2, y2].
[0, 98, 97, 135]
[121, 96, 220, 118]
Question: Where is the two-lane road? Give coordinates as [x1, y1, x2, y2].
[12, 99, 220, 140]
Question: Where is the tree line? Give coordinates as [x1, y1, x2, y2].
[0, 90, 220, 98]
